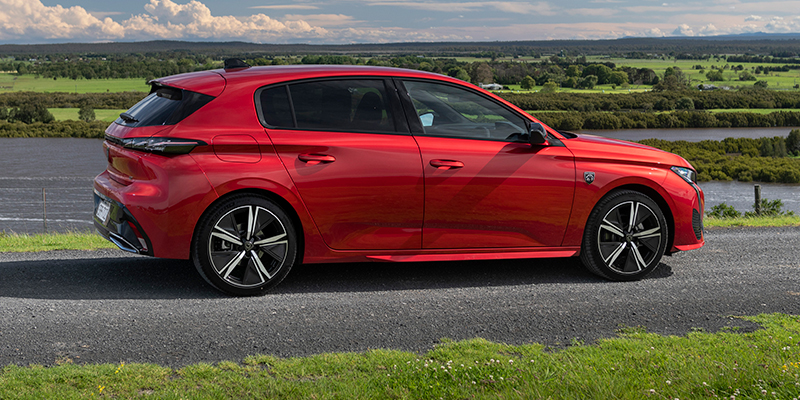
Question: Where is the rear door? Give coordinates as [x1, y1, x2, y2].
[258, 78, 424, 250]
[397, 79, 576, 249]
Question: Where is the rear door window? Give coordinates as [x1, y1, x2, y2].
[258, 79, 399, 133]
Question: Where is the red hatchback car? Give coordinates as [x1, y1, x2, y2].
[94, 61, 704, 296]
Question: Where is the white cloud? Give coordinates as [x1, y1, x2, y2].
[745, 15, 763, 21]
[643, 27, 666, 37]
[0, 0, 124, 40]
[672, 23, 694, 36]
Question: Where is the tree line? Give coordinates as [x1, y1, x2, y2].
[534, 110, 800, 131]
[640, 130, 800, 183]
[500, 89, 800, 112]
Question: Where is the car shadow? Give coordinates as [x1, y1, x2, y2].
[0, 254, 673, 300]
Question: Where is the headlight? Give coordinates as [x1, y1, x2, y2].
[107, 135, 205, 155]
[671, 166, 697, 184]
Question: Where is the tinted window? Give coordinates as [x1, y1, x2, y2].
[402, 80, 527, 141]
[116, 86, 214, 127]
[272, 80, 396, 133]
[259, 86, 294, 128]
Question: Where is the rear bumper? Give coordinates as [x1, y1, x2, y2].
[93, 189, 153, 256]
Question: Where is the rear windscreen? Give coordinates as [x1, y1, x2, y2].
[116, 86, 214, 127]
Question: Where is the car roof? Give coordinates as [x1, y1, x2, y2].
[154, 65, 465, 96]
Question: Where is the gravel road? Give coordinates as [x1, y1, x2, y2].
[1, 226, 799, 367]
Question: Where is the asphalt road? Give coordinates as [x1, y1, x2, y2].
[1, 226, 798, 367]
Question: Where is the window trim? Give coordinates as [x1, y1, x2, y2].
[394, 78, 534, 143]
[254, 76, 410, 136]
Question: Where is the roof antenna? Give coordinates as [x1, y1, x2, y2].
[224, 58, 250, 70]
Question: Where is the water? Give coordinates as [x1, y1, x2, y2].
[0, 138, 105, 234]
[0, 136, 797, 235]
[579, 127, 800, 142]
[700, 181, 800, 215]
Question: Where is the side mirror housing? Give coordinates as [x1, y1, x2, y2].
[529, 122, 549, 145]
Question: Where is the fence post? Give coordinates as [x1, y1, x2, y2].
[754, 184, 761, 216]
[42, 188, 47, 233]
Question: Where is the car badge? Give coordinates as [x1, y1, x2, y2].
[584, 172, 595, 184]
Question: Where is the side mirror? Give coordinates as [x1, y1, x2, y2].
[529, 122, 549, 145]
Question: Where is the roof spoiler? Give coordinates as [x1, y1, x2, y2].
[224, 58, 250, 71]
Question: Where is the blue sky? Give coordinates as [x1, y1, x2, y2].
[0, 0, 797, 44]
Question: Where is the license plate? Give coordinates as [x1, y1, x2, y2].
[95, 200, 111, 224]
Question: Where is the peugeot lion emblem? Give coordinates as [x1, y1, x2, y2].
[584, 172, 595, 184]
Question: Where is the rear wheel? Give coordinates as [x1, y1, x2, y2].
[192, 194, 297, 296]
[580, 190, 668, 281]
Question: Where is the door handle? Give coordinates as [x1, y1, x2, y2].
[430, 159, 464, 169]
[298, 153, 336, 165]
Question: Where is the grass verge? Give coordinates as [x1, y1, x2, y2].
[0, 231, 115, 252]
[1, 214, 797, 253]
[704, 215, 800, 228]
[0, 314, 798, 399]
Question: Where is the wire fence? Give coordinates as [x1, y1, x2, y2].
[0, 186, 94, 234]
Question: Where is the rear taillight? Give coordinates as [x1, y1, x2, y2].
[107, 135, 206, 155]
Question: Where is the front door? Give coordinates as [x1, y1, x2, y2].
[399, 79, 575, 249]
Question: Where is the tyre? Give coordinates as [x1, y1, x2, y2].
[580, 190, 668, 281]
[192, 194, 297, 296]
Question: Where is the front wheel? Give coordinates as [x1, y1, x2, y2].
[580, 190, 668, 281]
[192, 195, 297, 296]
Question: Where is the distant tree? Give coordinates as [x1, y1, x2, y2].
[653, 67, 689, 91]
[473, 63, 494, 84]
[540, 81, 558, 93]
[0, 107, 7, 121]
[675, 97, 695, 110]
[608, 70, 629, 86]
[706, 69, 725, 81]
[654, 98, 674, 111]
[565, 65, 581, 77]
[582, 64, 612, 84]
[9, 103, 54, 124]
[754, 80, 769, 89]
[79, 104, 96, 122]
[787, 129, 800, 155]
[562, 76, 579, 88]
[579, 75, 598, 89]
[520, 75, 535, 90]
[738, 71, 756, 81]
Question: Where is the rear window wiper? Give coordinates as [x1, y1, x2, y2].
[119, 112, 139, 123]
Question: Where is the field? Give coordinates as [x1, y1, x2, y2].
[0, 73, 148, 93]
[48, 108, 126, 122]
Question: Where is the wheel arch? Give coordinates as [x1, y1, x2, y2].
[191, 188, 306, 265]
[602, 183, 676, 255]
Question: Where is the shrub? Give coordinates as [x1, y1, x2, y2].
[744, 198, 795, 217]
[707, 203, 741, 219]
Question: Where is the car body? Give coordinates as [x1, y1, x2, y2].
[93, 62, 704, 295]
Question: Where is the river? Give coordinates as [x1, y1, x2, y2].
[578, 126, 800, 142]
[0, 135, 798, 235]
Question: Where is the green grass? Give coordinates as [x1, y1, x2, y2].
[48, 108, 126, 122]
[0, 231, 115, 252]
[0, 314, 799, 399]
[0, 73, 148, 93]
[704, 215, 800, 228]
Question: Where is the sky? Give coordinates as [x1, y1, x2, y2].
[0, 0, 798, 44]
